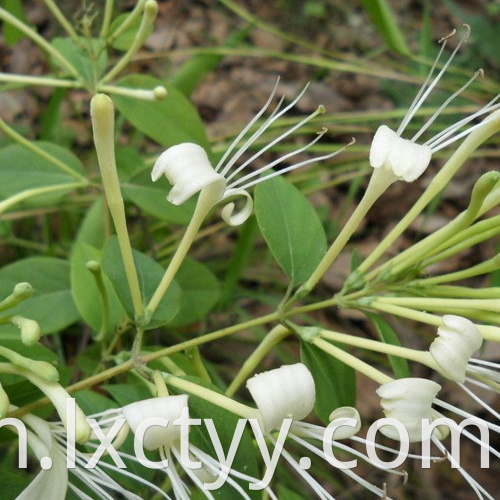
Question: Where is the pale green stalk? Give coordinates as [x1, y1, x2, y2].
[319, 329, 437, 368]
[226, 325, 290, 397]
[0, 72, 79, 88]
[11, 312, 280, 418]
[107, 0, 147, 43]
[100, 0, 114, 37]
[146, 187, 221, 319]
[376, 295, 500, 313]
[357, 109, 500, 275]
[298, 166, 396, 297]
[370, 299, 500, 341]
[86, 261, 111, 340]
[0, 346, 58, 381]
[0, 283, 32, 313]
[0, 183, 86, 216]
[425, 286, 500, 299]
[43, 0, 79, 43]
[380, 171, 500, 278]
[99, 84, 166, 100]
[101, 0, 158, 83]
[91, 94, 144, 320]
[313, 337, 392, 385]
[0, 116, 87, 182]
[0, 7, 79, 78]
[164, 374, 260, 419]
[412, 254, 500, 286]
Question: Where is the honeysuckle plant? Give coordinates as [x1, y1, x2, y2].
[2, 2, 500, 500]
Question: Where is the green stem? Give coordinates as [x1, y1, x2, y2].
[146, 186, 219, 319]
[86, 261, 111, 340]
[100, 0, 114, 38]
[319, 329, 437, 369]
[107, 0, 147, 43]
[0, 72, 79, 88]
[412, 254, 500, 286]
[0, 116, 87, 182]
[11, 311, 279, 418]
[91, 94, 144, 320]
[99, 84, 166, 100]
[357, 109, 500, 275]
[370, 300, 500, 341]
[226, 324, 290, 397]
[425, 286, 500, 299]
[0, 7, 79, 78]
[43, 0, 80, 43]
[164, 374, 259, 419]
[0, 183, 86, 216]
[298, 166, 395, 296]
[101, 0, 158, 83]
[313, 337, 392, 384]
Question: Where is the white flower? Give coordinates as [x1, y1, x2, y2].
[248, 363, 406, 499]
[152, 79, 352, 226]
[369, 26, 500, 182]
[94, 394, 273, 500]
[376, 377, 447, 442]
[429, 315, 482, 383]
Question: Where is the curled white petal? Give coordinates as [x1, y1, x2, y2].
[220, 189, 254, 226]
[17, 413, 68, 500]
[247, 363, 315, 433]
[328, 406, 361, 439]
[370, 125, 432, 182]
[152, 143, 226, 205]
[376, 378, 446, 442]
[122, 395, 188, 451]
[430, 315, 483, 383]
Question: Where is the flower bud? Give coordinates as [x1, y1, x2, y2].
[122, 395, 188, 451]
[151, 143, 226, 205]
[370, 125, 432, 182]
[247, 363, 315, 433]
[10, 316, 41, 345]
[376, 378, 447, 442]
[429, 315, 482, 383]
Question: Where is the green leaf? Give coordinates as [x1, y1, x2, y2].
[255, 176, 327, 285]
[122, 167, 195, 225]
[367, 313, 410, 378]
[300, 340, 356, 424]
[359, 0, 410, 56]
[101, 236, 180, 328]
[0, 257, 80, 334]
[51, 37, 107, 86]
[75, 196, 107, 249]
[0, 0, 27, 45]
[168, 258, 220, 327]
[70, 242, 127, 334]
[277, 485, 308, 500]
[113, 75, 209, 148]
[0, 142, 84, 206]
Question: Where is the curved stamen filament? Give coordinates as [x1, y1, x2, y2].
[225, 102, 324, 182]
[412, 69, 483, 143]
[219, 83, 311, 177]
[228, 127, 328, 189]
[233, 137, 355, 192]
[398, 26, 470, 135]
[215, 77, 281, 172]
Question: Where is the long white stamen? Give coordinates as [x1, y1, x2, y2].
[465, 376, 497, 392]
[215, 77, 281, 173]
[460, 383, 500, 420]
[228, 127, 328, 189]
[224, 102, 323, 182]
[171, 448, 217, 500]
[269, 436, 335, 500]
[160, 447, 191, 500]
[398, 34, 452, 135]
[469, 358, 500, 369]
[412, 69, 483, 142]
[434, 399, 500, 434]
[234, 139, 354, 192]
[461, 428, 500, 460]
[398, 26, 470, 135]
[189, 446, 259, 500]
[432, 437, 494, 500]
[290, 433, 390, 498]
[350, 435, 441, 460]
[429, 101, 500, 151]
[220, 83, 311, 177]
[68, 483, 95, 500]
